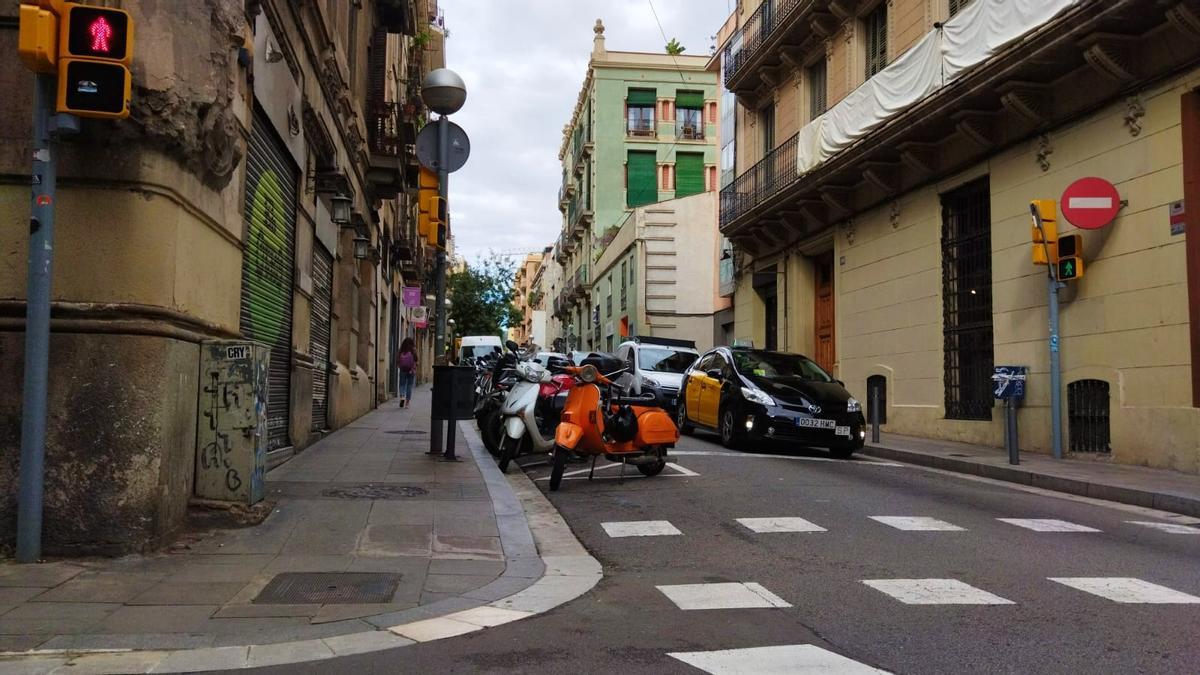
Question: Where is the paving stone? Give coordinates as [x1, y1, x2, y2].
[367, 501, 435, 525]
[310, 602, 419, 625]
[33, 573, 164, 603]
[0, 588, 46, 605]
[40, 633, 215, 651]
[0, 656, 66, 674]
[207, 619, 373, 646]
[129, 582, 245, 606]
[357, 524, 432, 557]
[432, 535, 503, 560]
[388, 616, 480, 642]
[97, 605, 219, 634]
[490, 574, 601, 613]
[0, 634, 52, 651]
[3, 602, 119, 620]
[433, 516, 500, 538]
[211, 604, 321, 619]
[422, 574, 497, 594]
[0, 563, 88, 588]
[149, 646, 248, 673]
[500, 557, 545, 579]
[428, 559, 506, 577]
[167, 563, 268, 583]
[261, 555, 355, 574]
[541, 555, 602, 577]
[322, 630, 414, 656]
[363, 597, 484, 629]
[246, 639, 335, 668]
[202, 616, 312, 635]
[461, 575, 538, 602]
[51, 650, 170, 674]
[0, 617, 107, 636]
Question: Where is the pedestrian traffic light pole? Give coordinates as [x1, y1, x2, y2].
[1031, 203, 1065, 460]
[428, 114, 450, 457]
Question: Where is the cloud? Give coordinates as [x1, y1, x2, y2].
[438, 0, 728, 260]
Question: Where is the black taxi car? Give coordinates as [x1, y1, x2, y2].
[676, 347, 866, 458]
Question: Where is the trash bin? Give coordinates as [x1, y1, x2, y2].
[432, 365, 475, 421]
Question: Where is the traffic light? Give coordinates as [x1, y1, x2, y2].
[1056, 234, 1084, 281]
[56, 3, 133, 119]
[417, 167, 439, 246]
[18, 3, 59, 73]
[1030, 199, 1058, 265]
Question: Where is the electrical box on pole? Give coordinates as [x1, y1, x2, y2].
[18, 3, 59, 74]
[55, 3, 133, 119]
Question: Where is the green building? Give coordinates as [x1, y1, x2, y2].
[552, 20, 720, 351]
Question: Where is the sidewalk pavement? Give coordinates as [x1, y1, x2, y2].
[0, 386, 601, 673]
[864, 432, 1200, 518]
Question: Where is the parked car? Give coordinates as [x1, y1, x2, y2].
[615, 336, 699, 414]
[533, 351, 567, 367]
[459, 335, 503, 363]
[677, 347, 865, 458]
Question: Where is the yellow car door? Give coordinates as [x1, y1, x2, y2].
[685, 355, 712, 425]
[699, 353, 727, 427]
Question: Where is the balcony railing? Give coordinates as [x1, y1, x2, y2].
[723, 0, 808, 87]
[575, 263, 588, 286]
[368, 102, 404, 156]
[719, 131, 799, 227]
[627, 118, 656, 138]
[676, 123, 705, 141]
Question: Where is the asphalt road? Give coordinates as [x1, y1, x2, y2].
[257, 430, 1200, 674]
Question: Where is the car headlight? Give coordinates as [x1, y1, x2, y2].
[846, 397, 861, 413]
[741, 386, 775, 407]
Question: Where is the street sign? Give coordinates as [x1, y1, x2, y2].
[416, 121, 470, 173]
[992, 366, 1027, 400]
[1170, 200, 1186, 236]
[402, 286, 421, 308]
[1061, 177, 1120, 230]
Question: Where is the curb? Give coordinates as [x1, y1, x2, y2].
[1, 423, 601, 674]
[861, 443, 1200, 518]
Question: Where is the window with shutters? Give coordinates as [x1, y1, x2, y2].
[864, 3, 888, 79]
[949, 0, 973, 17]
[627, 150, 658, 207]
[627, 88, 656, 137]
[941, 178, 994, 421]
[675, 91, 705, 140]
[808, 59, 827, 120]
[675, 152, 705, 198]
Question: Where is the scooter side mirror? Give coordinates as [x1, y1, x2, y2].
[506, 340, 520, 353]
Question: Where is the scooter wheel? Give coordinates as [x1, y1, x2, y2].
[549, 446, 568, 491]
[498, 436, 516, 474]
[637, 447, 667, 477]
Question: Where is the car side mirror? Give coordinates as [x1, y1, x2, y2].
[836, 379, 845, 387]
[705, 368, 723, 380]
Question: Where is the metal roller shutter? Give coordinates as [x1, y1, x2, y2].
[310, 244, 333, 431]
[241, 110, 298, 451]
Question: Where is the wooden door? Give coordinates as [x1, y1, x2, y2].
[814, 252, 836, 372]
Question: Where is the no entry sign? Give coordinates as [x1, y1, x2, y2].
[1061, 177, 1120, 230]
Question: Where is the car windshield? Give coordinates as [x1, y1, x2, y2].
[638, 348, 697, 374]
[462, 345, 500, 360]
[731, 350, 834, 383]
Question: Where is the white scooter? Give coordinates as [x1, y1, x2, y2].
[496, 359, 555, 474]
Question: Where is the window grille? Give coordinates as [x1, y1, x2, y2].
[865, 4, 888, 78]
[949, 0, 973, 17]
[941, 178, 994, 421]
[1068, 380, 1111, 453]
[808, 59, 827, 119]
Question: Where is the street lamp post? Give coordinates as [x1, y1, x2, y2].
[421, 69, 466, 458]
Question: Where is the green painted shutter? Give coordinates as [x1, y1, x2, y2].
[627, 88, 657, 106]
[675, 91, 704, 109]
[627, 151, 657, 207]
[675, 152, 704, 197]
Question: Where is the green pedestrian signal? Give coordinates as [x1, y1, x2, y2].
[1057, 255, 1083, 281]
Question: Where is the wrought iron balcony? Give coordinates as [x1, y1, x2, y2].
[626, 118, 656, 138]
[677, 123, 705, 141]
[719, 131, 799, 229]
[722, 0, 814, 90]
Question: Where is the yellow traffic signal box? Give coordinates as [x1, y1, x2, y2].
[18, 3, 58, 74]
[1030, 199, 1058, 265]
[417, 167, 439, 246]
[56, 3, 133, 119]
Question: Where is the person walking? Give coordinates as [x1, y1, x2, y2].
[397, 337, 417, 408]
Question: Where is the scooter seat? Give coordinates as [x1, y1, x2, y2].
[581, 352, 625, 376]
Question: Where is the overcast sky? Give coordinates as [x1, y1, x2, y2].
[438, 0, 730, 261]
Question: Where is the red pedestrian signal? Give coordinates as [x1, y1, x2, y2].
[56, 4, 133, 119]
[62, 5, 131, 64]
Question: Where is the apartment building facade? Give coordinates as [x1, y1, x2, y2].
[0, 0, 445, 554]
[552, 20, 721, 351]
[510, 251, 544, 346]
[717, 0, 1200, 472]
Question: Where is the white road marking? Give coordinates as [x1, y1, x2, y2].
[600, 520, 682, 538]
[532, 461, 699, 482]
[870, 516, 965, 531]
[668, 644, 891, 674]
[863, 579, 1014, 605]
[1125, 521, 1200, 534]
[668, 462, 701, 476]
[656, 582, 792, 610]
[1049, 577, 1200, 604]
[737, 517, 827, 533]
[997, 518, 1100, 533]
[670, 449, 905, 466]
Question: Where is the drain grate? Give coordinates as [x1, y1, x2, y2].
[253, 572, 401, 604]
[322, 484, 428, 500]
[386, 430, 428, 435]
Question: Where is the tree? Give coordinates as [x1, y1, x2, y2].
[447, 255, 523, 337]
[665, 38, 686, 55]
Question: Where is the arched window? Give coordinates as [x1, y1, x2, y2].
[1068, 380, 1110, 453]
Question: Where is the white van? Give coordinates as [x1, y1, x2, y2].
[459, 335, 503, 363]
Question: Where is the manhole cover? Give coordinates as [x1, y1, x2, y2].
[253, 573, 401, 604]
[386, 430, 428, 435]
[322, 485, 428, 499]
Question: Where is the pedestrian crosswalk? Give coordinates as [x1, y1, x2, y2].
[997, 518, 1102, 532]
[862, 579, 1014, 605]
[600, 516, 1195, 538]
[657, 582, 792, 610]
[1049, 577, 1200, 604]
[869, 516, 964, 531]
[669, 644, 890, 674]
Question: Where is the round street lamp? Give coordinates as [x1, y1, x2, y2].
[421, 68, 467, 115]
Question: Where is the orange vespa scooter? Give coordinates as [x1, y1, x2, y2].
[549, 354, 680, 491]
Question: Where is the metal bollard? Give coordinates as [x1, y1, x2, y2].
[1006, 398, 1020, 465]
[870, 386, 881, 444]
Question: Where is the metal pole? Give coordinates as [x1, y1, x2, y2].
[1048, 275, 1063, 459]
[1007, 398, 1020, 465]
[870, 385, 881, 444]
[434, 115, 460, 462]
[17, 75, 58, 563]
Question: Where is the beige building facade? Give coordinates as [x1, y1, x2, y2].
[717, 0, 1200, 473]
[0, 0, 445, 554]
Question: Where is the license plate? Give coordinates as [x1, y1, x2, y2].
[836, 425, 851, 437]
[796, 418, 836, 430]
